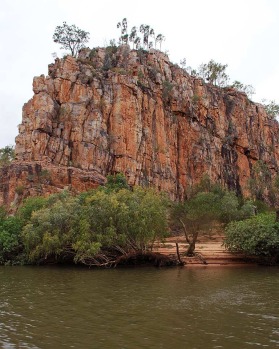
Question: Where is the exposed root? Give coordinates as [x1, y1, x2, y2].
[114, 251, 179, 267]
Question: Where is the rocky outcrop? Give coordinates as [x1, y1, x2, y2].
[1, 45, 279, 206]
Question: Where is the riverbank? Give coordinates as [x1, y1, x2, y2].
[154, 234, 257, 266]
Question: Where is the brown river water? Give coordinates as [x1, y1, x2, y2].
[0, 266, 278, 348]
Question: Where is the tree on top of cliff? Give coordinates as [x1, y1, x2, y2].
[140, 24, 154, 50]
[53, 22, 90, 57]
[261, 100, 279, 119]
[116, 19, 165, 51]
[129, 26, 138, 49]
[117, 18, 129, 45]
[231, 80, 255, 98]
[155, 34, 165, 50]
[198, 60, 229, 87]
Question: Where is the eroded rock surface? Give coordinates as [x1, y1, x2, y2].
[1, 46, 279, 206]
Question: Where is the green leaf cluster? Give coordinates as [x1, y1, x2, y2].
[0, 145, 15, 167]
[0, 175, 168, 266]
[224, 213, 279, 262]
[261, 100, 279, 119]
[198, 60, 229, 87]
[173, 186, 254, 233]
[1, 170, 278, 266]
[171, 179, 256, 256]
[231, 80, 255, 98]
[0, 214, 24, 265]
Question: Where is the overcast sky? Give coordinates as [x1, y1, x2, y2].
[0, 0, 278, 148]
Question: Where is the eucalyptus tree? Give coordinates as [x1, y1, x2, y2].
[140, 24, 154, 49]
[180, 58, 187, 70]
[231, 80, 255, 98]
[117, 18, 128, 45]
[155, 34, 165, 51]
[198, 59, 229, 87]
[150, 28, 155, 47]
[261, 100, 279, 119]
[129, 26, 138, 49]
[134, 36, 141, 49]
[53, 22, 90, 57]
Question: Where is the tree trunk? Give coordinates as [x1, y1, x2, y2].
[175, 242, 185, 265]
[185, 231, 199, 256]
[179, 219, 190, 244]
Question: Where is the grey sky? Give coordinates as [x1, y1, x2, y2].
[0, 0, 278, 148]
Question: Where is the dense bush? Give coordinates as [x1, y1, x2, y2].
[224, 213, 279, 263]
[0, 171, 277, 266]
[21, 186, 168, 266]
[0, 215, 24, 264]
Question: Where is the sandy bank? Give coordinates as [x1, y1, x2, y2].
[153, 234, 257, 266]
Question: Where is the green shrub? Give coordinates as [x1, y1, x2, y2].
[0, 145, 15, 167]
[0, 216, 24, 264]
[17, 196, 48, 224]
[224, 213, 279, 262]
[22, 197, 81, 263]
[21, 186, 168, 266]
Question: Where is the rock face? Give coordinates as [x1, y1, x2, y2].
[1, 46, 279, 206]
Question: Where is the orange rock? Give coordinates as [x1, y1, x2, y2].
[1, 47, 279, 206]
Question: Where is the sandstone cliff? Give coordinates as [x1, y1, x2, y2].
[1, 46, 278, 206]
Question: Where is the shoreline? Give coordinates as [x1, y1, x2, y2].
[0, 234, 267, 268]
[153, 235, 260, 266]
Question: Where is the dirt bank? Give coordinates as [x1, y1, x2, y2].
[153, 234, 256, 266]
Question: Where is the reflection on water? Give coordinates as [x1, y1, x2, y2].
[0, 266, 278, 348]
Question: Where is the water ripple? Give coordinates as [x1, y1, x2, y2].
[0, 266, 278, 348]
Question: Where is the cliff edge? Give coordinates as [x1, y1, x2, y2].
[1, 46, 278, 206]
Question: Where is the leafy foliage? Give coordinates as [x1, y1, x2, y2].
[117, 18, 129, 45]
[171, 179, 255, 256]
[22, 196, 81, 263]
[231, 80, 255, 98]
[0, 168, 275, 266]
[155, 34, 165, 50]
[261, 100, 279, 119]
[84, 187, 168, 253]
[140, 24, 154, 50]
[116, 18, 165, 51]
[198, 60, 229, 87]
[0, 215, 24, 265]
[17, 196, 47, 224]
[0, 145, 15, 167]
[53, 22, 90, 57]
[224, 213, 279, 262]
[20, 182, 168, 266]
[105, 173, 130, 192]
[171, 191, 221, 256]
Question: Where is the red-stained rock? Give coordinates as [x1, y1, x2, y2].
[1, 47, 279, 207]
